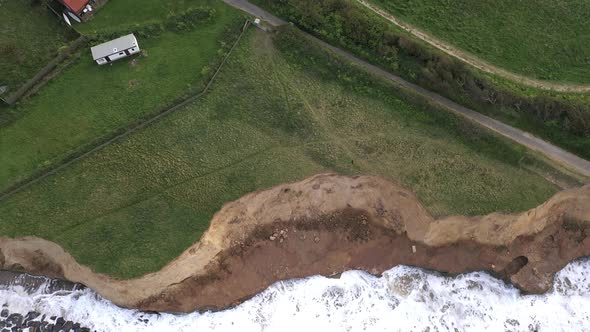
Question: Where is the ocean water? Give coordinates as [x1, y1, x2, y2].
[1, 258, 589, 332]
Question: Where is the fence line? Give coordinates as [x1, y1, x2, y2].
[0, 20, 251, 201]
[4, 36, 89, 105]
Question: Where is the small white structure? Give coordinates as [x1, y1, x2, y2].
[90, 34, 140, 65]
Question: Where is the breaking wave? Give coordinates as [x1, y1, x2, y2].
[1, 258, 589, 332]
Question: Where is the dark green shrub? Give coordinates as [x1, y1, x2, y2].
[165, 7, 216, 32]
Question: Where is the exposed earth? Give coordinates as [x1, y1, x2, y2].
[0, 174, 588, 312]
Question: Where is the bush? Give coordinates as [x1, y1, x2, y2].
[133, 22, 165, 39]
[91, 7, 216, 42]
[165, 7, 216, 32]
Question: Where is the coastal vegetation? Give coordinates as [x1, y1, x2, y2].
[251, 0, 590, 160]
[0, 28, 564, 279]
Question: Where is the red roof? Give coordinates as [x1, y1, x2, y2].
[60, 0, 89, 14]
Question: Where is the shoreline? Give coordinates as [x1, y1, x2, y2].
[1, 258, 588, 332]
[1, 256, 589, 313]
[1, 174, 589, 312]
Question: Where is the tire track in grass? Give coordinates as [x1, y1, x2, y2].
[262, 32, 371, 172]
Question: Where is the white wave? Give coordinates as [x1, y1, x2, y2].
[1, 258, 589, 332]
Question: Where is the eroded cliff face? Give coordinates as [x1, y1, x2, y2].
[1, 174, 589, 312]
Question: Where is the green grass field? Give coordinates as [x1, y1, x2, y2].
[0, 0, 77, 95]
[0, 28, 562, 279]
[0, 1, 243, 189]
[368, 0, 590, 84]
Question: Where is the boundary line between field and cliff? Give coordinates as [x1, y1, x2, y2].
[0, 20, 251, 202]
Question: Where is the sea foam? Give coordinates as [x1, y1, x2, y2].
[1, 258, 589, 332]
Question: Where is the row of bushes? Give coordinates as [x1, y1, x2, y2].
[93, 7, 216, 42]
[253, 0, 590, 158]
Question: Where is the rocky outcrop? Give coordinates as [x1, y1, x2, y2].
[1, 174, 589, 312]
[0, 305, 90, 332]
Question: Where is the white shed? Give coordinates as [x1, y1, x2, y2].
[90, 34, 140, 65]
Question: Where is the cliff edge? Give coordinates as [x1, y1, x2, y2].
[1, 174, 588, 312]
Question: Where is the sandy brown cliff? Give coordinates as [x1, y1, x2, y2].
[1, 174, 589, 312]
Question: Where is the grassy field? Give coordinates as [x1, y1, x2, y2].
[368, 0, 590, 84]
[78, 0, 207, 34]
[0, 1, 243, 189]
[0, 28, 563, 279]
[0, 0, 78, 95]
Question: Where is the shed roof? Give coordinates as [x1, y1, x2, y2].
[60, 0, 88, 14]
[90, 34, 139, 60]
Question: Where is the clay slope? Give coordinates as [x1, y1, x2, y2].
[1, 174, 589, 312]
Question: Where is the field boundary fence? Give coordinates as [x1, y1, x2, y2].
[0, 20, 252, 201]
[3, 36, 89, 105]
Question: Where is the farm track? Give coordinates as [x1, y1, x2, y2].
[356, 0, 590, 93]
[222, 0, 590, 178]
[0, 21, 251, 202]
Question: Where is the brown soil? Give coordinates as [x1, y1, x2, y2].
[1, 174, 589, 312]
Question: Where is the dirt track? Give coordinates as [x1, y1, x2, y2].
[1, 174, 589, 312]
[356, 0, 590, 93]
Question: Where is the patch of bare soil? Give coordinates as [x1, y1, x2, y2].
[1, 174, 588, 312]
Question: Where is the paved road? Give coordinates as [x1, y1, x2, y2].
[355, 0, 590, 93]
[222, 0, 590, 178]
[224, 0, 286, 26]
